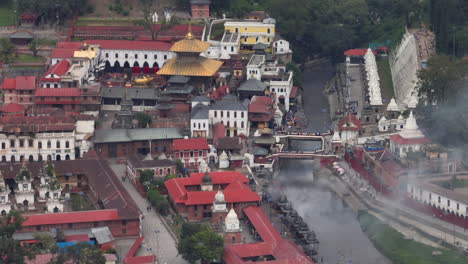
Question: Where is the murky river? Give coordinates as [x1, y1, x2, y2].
[274, 62, 391, 264]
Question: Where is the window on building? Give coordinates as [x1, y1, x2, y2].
[1, 143, 4, 149]
[457, 203, 460, 210]
[221, 111, 224, 118]
[53, 192, 58, 199]
[46, 83, 50, 88]
[115, 53, 118, 58]
[122, 220, 127, 226]
[199, 151, 202, 157]
[164, 55, 167, 60]
[56, 141, 60, 148]
[234, 112, 237, 118]
[203, 123, 205, 128]
[54, 84, 58, 88]
[267, 28, 271, 34]
[190, 151, 194, 157]
[429, 193, 432, 200]
[438, 196, 441, 203]
[193, 123, 196, 128]
[65, 176, 70, 182]
[227, 111, 230, 118]
[135, 54, 138, 59]
[125, 53, 128, 59]
[19, 98, 23, 102]
[23, 184, 28, 190]
[241, 112, 244, 118]
[448, 200, 450, 207]
[154, 55, 157, 59]
[105, 53, 109, 58]
[180, 152, 183, 157]
[66, 141, 70, 148]
[47, 140, 51, 148]
[10, 140, 14, 148]
[241, 121, 244, 128]
[38, 142, 42, 149]
[214, 111, 217, 118]
[28, 139, 33, 147]
[19, 140, 24, 148]
[235, 28, 238, 33]
[144, 54, 147, 59]
[194, 205, 198, 211]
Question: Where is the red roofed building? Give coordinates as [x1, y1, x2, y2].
[0, 103, 26, 116]
[248, 95, 276, 128]
[165, 171, 260, 222]
[18, 13, 37, 25]
[337, 113, 362, 143]
[389, 111, 430, 158]
[362, 149, 407, 192]
[224, 206, 315, 264]
[173, 138, 210, 171]
[344, 48, 377, 65]
[0, 76, 36, 106]
[190, 0, 211, 19]
[40, 60, 71, 88]
[35, 88, 81, 112]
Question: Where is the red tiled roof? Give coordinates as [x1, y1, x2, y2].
[290, 86, 298, 98]
[210, 84, 229, 100]
[41, 59, 70, 82]
[165, 171, 254, 205]
[0, 103, 26, 113]
[50, 48, 76, 59]
[389, 134, 430, 145]
[338, 114, 362, 131]
[249, 96, 275, 114]
[0, 76, 36, 90]
[86, 39, 172, 51]
[0, 115, 76, 133]
[22, 209, 119, 226]
[56, 42, 83, 49]
[172, 138, 209, 151]
[344, 49, 376, 56]
[223, 206, 315, 264]
[35, 88, 81, 97]
[185, 183, 260, 205]
[19, 13, 36, 20]
[65, 234, 90, 242]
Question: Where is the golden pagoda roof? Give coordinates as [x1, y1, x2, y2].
[170, 31, 211, 53]
[157, 57, 223, 77]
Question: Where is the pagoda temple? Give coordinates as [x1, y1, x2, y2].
[157, 28, 223, 91]
[112, 87, 135, 129]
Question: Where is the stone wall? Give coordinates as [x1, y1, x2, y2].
[389, 30, 419, 107]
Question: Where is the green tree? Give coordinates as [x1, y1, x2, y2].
[139, 169, 154, 190]
[65, 242, 105, 264]
[178, 227, 224, 264]
[147, 189, 169, 215]
[175, 159, 185, 174]
[0, 211, 37, 263]
[134, 112, 152, 128]
[0, 38, 15, 63]
[29, 39, 38, 57]
[180, 222, 209, 240]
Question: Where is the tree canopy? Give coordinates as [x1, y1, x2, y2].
[16, 0, 90, 24]
[0, 211, 37, 264]
[178, 223, 224, 264]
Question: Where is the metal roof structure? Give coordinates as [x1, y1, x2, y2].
[94, 128, 183, 143]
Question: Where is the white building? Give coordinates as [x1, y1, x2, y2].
[37, 163, 64, 213]
[203, 32, 241, 60]
[225, 208, 240, 232]
[408, 182, 468, 218]
[224, 19, 276, 46]
[0, 172, 11, 215]
[191, 103, 210, 138]
[15, 162, 35, 210]
[389, 111, 429, 158]
[86, 40, 175, 72]
[209, 94, 249, 137]
[0, 116, 94, 162]
[272, 38, 292, 55]
[245, 54, 294, 111]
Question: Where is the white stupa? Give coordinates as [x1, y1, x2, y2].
[387, 98, 400, 112]
[213, 190, 227, 213]
[396, 114, 405, 130]
[378, 116, 388, 132]
[332, 130, 342, 143]
[219, 151, 229, 169]
[407, 94, 418, 108]
[225, 208, 240, 232]
[400, 111, 425, 139]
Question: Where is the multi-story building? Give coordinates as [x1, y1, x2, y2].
[209, 95, 249, 137]
[190, 0, 211, 19]
[245, 54, 294, 110]
[191, 103, 210, 138]
[0, 115, 94, 162]
[172, 138, 209, 170]
[0, 76, 36, 106]
[165, 171, 260, 222]
[224, 19, 276, 46]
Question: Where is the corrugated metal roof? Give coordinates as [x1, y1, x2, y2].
[94, 128, 183, 143]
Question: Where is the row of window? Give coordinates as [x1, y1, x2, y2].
[213, 111, 245, 119]
[105, 53, 168, 60]
[234, 27, 272, 34]
[271, 87, 287, 93]
[412, 188, 467, 213]
[1, 140, 71, 149]
[193, 122, 207, 129]
[180, 150, 204, 158]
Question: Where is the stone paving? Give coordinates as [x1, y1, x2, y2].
[109, 163, 188, 264]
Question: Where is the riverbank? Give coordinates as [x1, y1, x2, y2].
[358, 212, 468, 264]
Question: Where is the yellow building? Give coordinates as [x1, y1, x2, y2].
[224, 19, 276, 46]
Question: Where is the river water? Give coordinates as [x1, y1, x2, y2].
[275, 62, 391, 264]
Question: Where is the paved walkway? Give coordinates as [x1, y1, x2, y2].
[109, 163, 188, 264]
